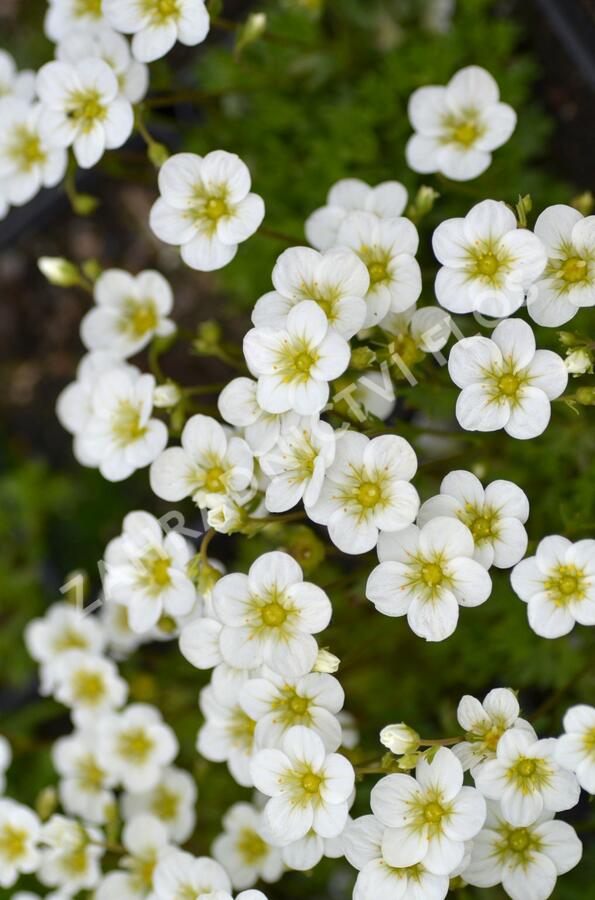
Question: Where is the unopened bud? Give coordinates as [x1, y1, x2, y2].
[236, 12, 267, 55]
[380, 723, 420, 755]
[72, 192, 99, 216]
[407, 185, 439, 222]
[35, 786, 58, 821]
[398, 751, 421, 770]
[313, 648, 340, 674]
[156, 615, 177, 635]
[571, 190, 593, 216]
[576, 386, 595, 406]
[38, 257, 82, 287]
[558, 331, 580, 347]
[515, 193, 532, 227]
[565, 348, 593, 376]
[153, 381, 182, 408]
[350, 347, 377, 370]
[81, 258, 102, 282]
[207, 500, 246, 534]
[194, 320, 223, 354]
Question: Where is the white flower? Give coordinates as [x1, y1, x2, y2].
[95, 814, 171, 899]
[474, 728, 580, 826]
[24, 601, 106, 668]
[0, 799, 40, 888]
[99, 703, 178, 792]
[101, 599, 143, 657]
[252, 246, 370, 339]
[453, 688, 535, 775]
[463, 801, 582, 900]
[565, 348, 593, 375]
[379, 724, 420, 755]
[366, 517, 492, 642]
[45, 649, 127, 723]
[37, 59, 134, 169]
[343, 814, 450, 900]
[342, 369, 396, 422]
[0, 49, 35, 102]
[240, 668, 344, 751]
[336, 213, 422, 324]
[527, 205, 595, 326]
[382, 303, 452, 354]
[56, 351, 122, 461]
[406, 65, 516, 181]
[370, 747, 486, 875]
[212, 802, 284, 889]
[0, 735, 11, 793]
[417, 470, 529, 569]
[198, 671, 258, 787]
[218, 377, 288, 456]
[250, 725, 355, 845]
[307, 431, 419, 555]
[510, 536, 595, 638]
[0, 100, 67, 207]
[75, 364, 168, 480]
[556, 704, 595, 794]
[56, 25, 149, 104]
[261, 415, 336, 513]
[243, 300, 350, 415]
[281, 827, 345, 873]
[121, 766, 197, 843]
[448, 318, 568, 440]
[210, 551, 332, 677]
[305, 178, 408, 251]
[105, 0, 210, 63]
[104, 510, 196, 633]
[38, 815, 103, 894]
[432, 200, 546, 316]
[150, 151, 264, 271]
[150, 413, 254, 508]
[81, 269, 175, 358]
[45, 0, 107, 42]
[52, 728, 117, 823]
[152, 849, 231, 900]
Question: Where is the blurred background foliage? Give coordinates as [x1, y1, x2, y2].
[0, 0, 594, 897]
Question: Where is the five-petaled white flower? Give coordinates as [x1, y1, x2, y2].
[44, 649, 127, 724]
[243, 300, 351, 415]
[99, 703, 178, 792]
[336, 212, 422, 325]
[212, 802, 284, 889]
[104, 510, 197, 634]
[463, 801, 582, 900]
[370, 747, 486, 875]
[250, 725, 355, 845]
[261, 415, 336, 513]
[381, 303, 452, 358]
[56, 25, 149, 104]
[528, 204, 595, 326]
[218, 376, 287, 457]
[150, 151, 265, 271]
[0, 799, 40, 888]
[240, 667, 344, 751]
[555, 704, 595, 794]
[366, 517, 492, 641]
[343, 814, 451, 900]
[453, 688, 535, 775]
[252, 246, 370, 339]
[432, 200, 546, 317]
[150, 413, 254, 508]
[474, 728, 580, 826]
[52, 727, 117, 824]
[210, 551, 332, 677]
[24, 600, 106, 669]
[448, 318, 568, 440]
[96, 813, 171, 899]
[121, 765, 197, 843]
[406, 65, 516, 181]
[305, 178, 408, 251]
[37, 815, 104, 894]
[510, 536, 595, 638]
[105, 0, 210, 63]
[417, 470, 529, 569]
[0, 99, 67, 207]
[307, 431, 419, 555]
[44, 0, 107, 42]
[152, 849, 231, 900]
[198, 670, 259, 788]
[81, 268, 175, 358]
[37, 59, 133, 169]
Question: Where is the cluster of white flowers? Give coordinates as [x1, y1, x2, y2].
[345, 687, 590, 900]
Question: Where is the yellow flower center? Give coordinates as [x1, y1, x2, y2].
[261, 602, 287, 627]
[238, 828, 268, 863]
[10, 128, 46, 171]
[302, 772, 322, 793]
[75, 0, 102, 16]
[483, 725, 503, 751]
[423, 800, 445, 824]
[128, 303, 158, 337]
[204, 197, 228, 221]
[368, 261, 388, 284]
[476, 252, 499, 276]
[470, 514, 493, 541]
[356, 480, 381, 508]
[150, 556, 171, 587]
[507, 827, 531, 852]
[516, 758, 537, 777]
[545, 563, 586, 606]
[53, 628, 88, 653]
[452, 122, 479, 146]
[421, 562, 444, 587]
[152, 786, 180, 821]
[584, 727, 595, 755]
[204, 465, 225, 492]
[294, 351, 315, 373]
[118, 728, 154, 763]
[561, 257, 588, 283]
[78, 755, 105, 792]
[290, 696, 309, 715]
[72, 670, 106, 705]
[112, 400, 147, 446]
[70, 90, 106, 130]
[0, 825, 27, 861]
[498, 373, 520, 397]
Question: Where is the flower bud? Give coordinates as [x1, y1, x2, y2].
[558, 331, 580, 347]
[207, 500, 245, 534]
[407, 185, 440, 222]
[313, 648, 340, 674]
[571, 190, 593, 216]
[35, 786, 58, 821]
[576, 386, 595, 406]
[380, 723, 420, 755]
[350, 347, 377, 371]
[38, 257, 82, 287]
[194, 320, 223, 355]
[153, 381, 182, 408]
[236, 12, 267, 55]
[565, 348, 593, 376]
